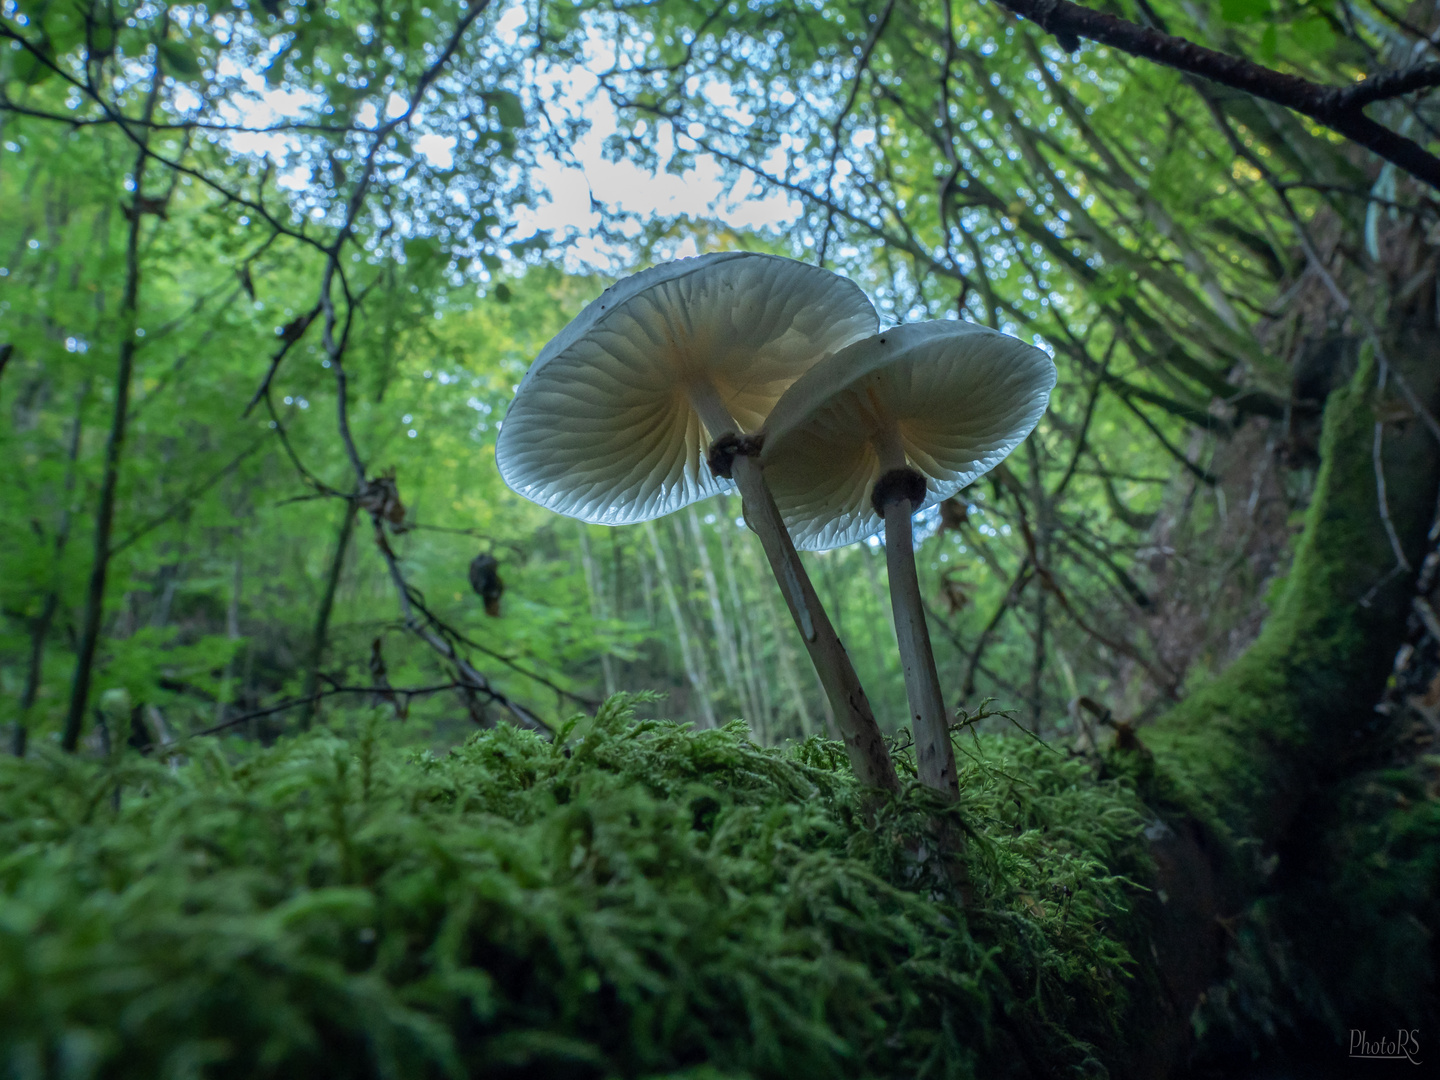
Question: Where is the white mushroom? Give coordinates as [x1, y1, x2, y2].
[760, 320, 1057, 796]
[496, 252, 900, 794]
[496, 251, 875, 524]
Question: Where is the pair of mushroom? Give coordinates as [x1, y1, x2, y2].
[496, 253, 1054, 798]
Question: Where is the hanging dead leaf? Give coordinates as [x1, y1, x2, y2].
[938, 568, 973, 615]
[938, 496, 968, 536]
[276, 309, 316, 345]
[469, 553, 504, 616]
[1374, 397, 1417, 425]
[122, 194, 170, 221]
[358, 468, 409, 532]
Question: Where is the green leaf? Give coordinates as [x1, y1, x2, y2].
[494, 283, 512, 303]
[89, 21, 115, 57]
[1259, 24, 1278, 64]
[404, 237, 440, 266]
[488, 91, 525, 130]
[42, 6, 86, 54]
[159, 39, 202, 79]
[1219, 0, 1270, 23]
[9, 47, 56, 86]
[1291, 17, 1339, 55]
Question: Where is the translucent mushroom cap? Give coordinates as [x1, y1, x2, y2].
[496, 252, 877, 525]
[759, 320, 1057, 550]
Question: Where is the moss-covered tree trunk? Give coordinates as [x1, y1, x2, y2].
[1129, 325, 1440, 1074]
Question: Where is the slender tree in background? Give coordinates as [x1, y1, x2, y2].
[15, 379, 88, 755]
[61, 45, 164, 752]
[646, 520, 718, 729]
[576, 524, 618, 696]
[297, 499, 357, 731]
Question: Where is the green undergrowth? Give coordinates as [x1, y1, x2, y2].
[1191, 757, 1440, 1059]
[0, 697, 1152, 1080]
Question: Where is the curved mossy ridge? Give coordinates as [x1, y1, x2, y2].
[1143, 340, 1438, 860]
[1, 699, 1150, 1079]
[1117, 331, 1440, 1063]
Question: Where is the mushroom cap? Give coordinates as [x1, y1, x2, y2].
[495, 252, 878, 525]
[759, 320, 1056, 550]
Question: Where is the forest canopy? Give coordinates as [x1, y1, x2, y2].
[5, 0, 1433, 746]
[2, 0, 1439, 1075]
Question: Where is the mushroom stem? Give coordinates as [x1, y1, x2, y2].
[688, 380, 900, 796]
[873, 427, 959, 798]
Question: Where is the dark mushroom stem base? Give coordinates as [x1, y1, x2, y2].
[873, 466, 960, 799]
[689, 382, 900, 797]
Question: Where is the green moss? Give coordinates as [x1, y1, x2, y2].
[1145, 348, 1398, 853]
[0, 702, 1151, 1079]
[1190, 759, 1440, 1053]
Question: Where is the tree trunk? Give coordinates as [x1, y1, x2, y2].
[298, 500, 357, 731]
[1027, 441, 1050, 734]
[714, 496, 774, 743]
[576, 524, 617, 697]
[61, 60, 163, 753]
[1130, 330, 1440, 1073]
[16, 379, 90, 755]
[213, 538, 244, 729]
[754, 540, 816, 739]
[646, 520, 718, 729]
[687, 506, 755, 726]
[860, 544, 895, 697]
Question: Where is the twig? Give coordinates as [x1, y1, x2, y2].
[0, 98, 375, 136]
[176, 681, 477, 741]
[1374, 366, 1414, 573]
[242, 304, 322, 417]
[817, 0, 896, 265]
[1050, 336, 1114, 500]
[1012, 503, 1180, 696]
[109, 435, 268, 556]
[1111, 388, 1220, 485]
[402, 584, 599, 709]
[961, 559, 1035, 699]
[263, 392, 344, 496]
[1413, 597, 1440, 643]
[320, 1, 546, 733]
[1366, 0, 1440, 59]
[1196, 83, 1440, 451]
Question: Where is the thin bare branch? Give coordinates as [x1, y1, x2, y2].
[995, 0, 1440, 189]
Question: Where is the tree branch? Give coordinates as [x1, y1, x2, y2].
[180, 681, 484, 741]
[109, 435, 267, 556]
[996, 0, 1440, 190]
[960, 558, 1034, 701]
